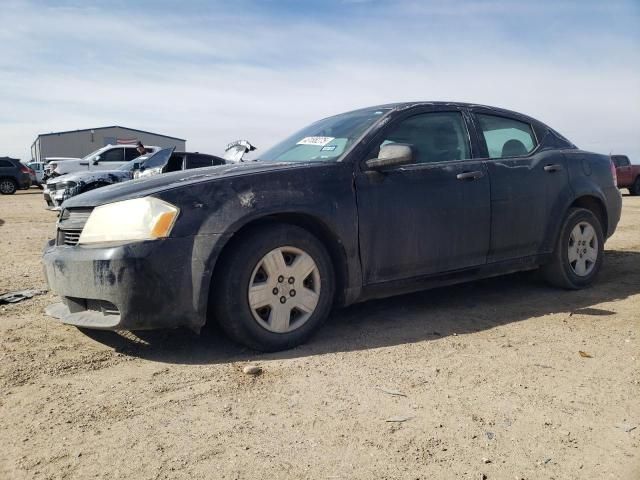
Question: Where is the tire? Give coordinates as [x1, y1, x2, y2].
[211, 223, 335, 352]
[542, 207, 604, 289]
[631, 177, 640, 196]
[0, 178, 17, 195]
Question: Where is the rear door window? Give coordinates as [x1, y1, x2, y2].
[124, 148, 141, 161]
[477, 114, 537, 158]
[0, 160, 13, 168]
[186, 155, 216, 169]
[612, 156, 630, 167]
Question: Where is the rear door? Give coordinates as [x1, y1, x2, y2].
[124, 147, 142, 162]
[470, 109, 570, 261]
[355, 107, 491, 283]
[0, 159, 13, 179]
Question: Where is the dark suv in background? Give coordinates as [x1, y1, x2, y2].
[0, 157, 32, 194]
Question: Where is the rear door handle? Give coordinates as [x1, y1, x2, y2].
[79, 162, 89, 166]
[544, 164, 563, 172]
[456, 171, 484, 181]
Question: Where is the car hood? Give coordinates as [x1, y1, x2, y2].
[62, 161, 326, 208]
[48, 169, 132, 186]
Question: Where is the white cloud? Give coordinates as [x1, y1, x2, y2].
[0, 0, 638, 161]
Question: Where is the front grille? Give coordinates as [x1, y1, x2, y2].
[56, 208, 93, 246]
[58, 229, 82, 246]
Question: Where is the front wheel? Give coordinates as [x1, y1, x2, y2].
[542, 208, 604, 289]
[211, 224, 335, 351]
[631, 177, 640, 196]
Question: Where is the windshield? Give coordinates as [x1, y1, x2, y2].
[117, 152, 154, 171]
[257, 107, 390, 163]
[81, 146, 109, 162]
[140, 147, 175, 170]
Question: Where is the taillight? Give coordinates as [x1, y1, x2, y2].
[610, 157, 617, 185]
[20, 165, 30, 174]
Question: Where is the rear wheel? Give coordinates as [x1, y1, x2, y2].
[0, 178, 17, 195]
[211, 224, 335, 351]
[542, 208, 604, 289]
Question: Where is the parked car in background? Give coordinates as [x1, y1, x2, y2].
[44, 144, 160, 179]
[27, 161, 46, 188]
[43, 102, 621, 352]
[41, 157, 81, 183]
[0, 157, 32, 194]
[611, 155, 640, 195]
[43, 149, 224, 210]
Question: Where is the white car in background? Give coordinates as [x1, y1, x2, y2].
[44, 144, 160, 178]
[27, 161, 46, 187]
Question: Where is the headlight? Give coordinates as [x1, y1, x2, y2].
[78, 197, 179, 245]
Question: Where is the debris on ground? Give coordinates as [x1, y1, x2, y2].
[485, 431, 494, 440]
[482, 457, 491, 464]
[0, 289, 46, 305]
[377, 387, 407, 397]
[242, 365, 262, 375]
[385, 415, 413, 423]
[614, 423, 637, 433]
[578, 350, 593, 358]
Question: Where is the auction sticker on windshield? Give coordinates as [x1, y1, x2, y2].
[297, 136, 335, 146]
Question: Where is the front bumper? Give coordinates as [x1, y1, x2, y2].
[43, 188, 62, 210]
[43, 234, 225, 331]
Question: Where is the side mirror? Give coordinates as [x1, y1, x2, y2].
[365, 144, 413, 170]
[132, 162, 140, 170]
[92, 155, 101, 165]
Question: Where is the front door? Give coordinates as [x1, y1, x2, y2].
[91, 147, 126, 171]
[355, 110, 491, 284]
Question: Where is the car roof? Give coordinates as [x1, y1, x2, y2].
[0, 156, 22, 165]
[346, 101, 542, 124]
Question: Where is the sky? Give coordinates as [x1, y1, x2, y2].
[1, 0, 639, 161]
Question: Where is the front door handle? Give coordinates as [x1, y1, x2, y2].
[456, 171, 484, 181]
[544, 164, 563, 172]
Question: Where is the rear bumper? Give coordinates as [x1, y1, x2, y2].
[17, 175, 31, 189]
[603, 185, 622, 238]
[42, 234, 225, 331]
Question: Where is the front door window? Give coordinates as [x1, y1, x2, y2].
[373, 111, 471, 164]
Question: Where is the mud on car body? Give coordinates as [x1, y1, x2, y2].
[43, 102, 622, 351]
[43, 149, 225, 210]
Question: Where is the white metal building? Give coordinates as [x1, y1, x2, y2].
[31, 126, 186, 162]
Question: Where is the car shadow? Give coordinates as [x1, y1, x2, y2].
[80, 249, 640, 365]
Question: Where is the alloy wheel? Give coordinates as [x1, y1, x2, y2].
[0, 179, 16, 194]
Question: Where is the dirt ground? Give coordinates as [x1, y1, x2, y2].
[0, 189, 638, 480]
